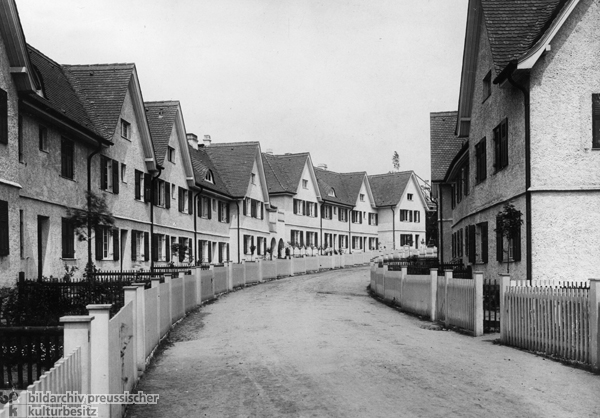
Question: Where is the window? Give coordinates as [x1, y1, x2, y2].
[496, 215, 521, 262]
[151, 234, 167, 262]
[100, 156, 120, 194]
[244, 198, 264, 220]
[205, 170, 214, 184]
[19, 210, 23, 258]
[121, 119, 130, 139]
[18, 115, 23, 163]
[413, 210, 420, 223]
[167, 147, 175, 163]
[400, 234, 413, 247]
[0, 88, 7, 145]
[152, 179, 169, 208]
[218, 201, 229, 223]
[368, 213, 378, 225]
[461, 163, 469, 197]
[293, 199, 304, 215]
[483, 70, 491, 102]
[359, 194, 365, 202]
[400, 209, 409, 222]
[322, 205, 333, 220]
[407, 193, 413, 201]
[218, 242, 228, 263]
[328, 188, 336, 197]
[134, 170, 150, 202]
[200, 196, 212, 219]
[338, 208, 348, 222]
[475, 138, 487, 183]
[199, 240, 212, 263]
[131, 230, 149, 262]
[61, 137, 74, 179]
[61, 218, 75, 258]
[178, 187, 189, 213]
[338, 234, 348, 249]
[352, 210, 363, 224]
[302, 179, 308, 189]
[0, 200, 9, 256]
[291, 230, 303, 247]
[95, 226, 118, 261]
[493, 119, 509, 172]
[244, 235, 255, 255]
[593, 94, 600, 149]
[306, 202, 317, 217]
[251, 173, 256, 185]
[256, 237, 265, 255]
[39, 125, 48, 152]
[475, 222, 488, 263]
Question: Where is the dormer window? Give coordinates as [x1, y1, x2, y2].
[328, 188, 336, 197]
[483, 71, 491, 102]
[121, 119, 130, 139]
[407, 193, 413, 201]
[167, 147, 175, 163]
[205, 170, 214, 184]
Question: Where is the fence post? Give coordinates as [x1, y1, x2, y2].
[430, 268, 438, 322]
[589, 279, 600, 371]
[60, 315, 93, 394]
[473, 271, 484, 337]
[400, 266, 407, 306]
[150, 278, 162, 342]
[86, 304, 111, 418]
[133, 283, 147, 371]
[164, 274, 173, 327]
[499, 274, 511, 342]
[194, 267, 202, 306]
[123, 286, 138, 382]
[444, 270, 453, 328]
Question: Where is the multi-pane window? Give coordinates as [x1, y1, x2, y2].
[338, 208, 348, 222]
[322, 205, 333, 220]
[121, 119, 130, 139]
[475, 138, 487, 183]
[413, 210, 420, 223]
[61, 218, 75, 258]
[39, 125, 48, 152]
[338, 234, 348, 249]
[95, 226, 118, 261]
[593, 94, 600, 149]
[359, 194, 365, 202]
[493, 118, 509, 172]
[178, 187, 189, 213]
[400, 234, 413, 247]
[351, 210, 363, 224]
[200, 196, 211, 219]
[61, 137, 74, 179]
[495, 215, 521, 263]
[0, 88, 7, 145]
[400, 210, 409, 222]
[0, 200, 9, 256]
[153, 179, 169, 207]
[244, 198, 264, 219]
[134, 170, 150, 202]
[205, 170, 214, 183]
[368, 213, 378, 225]
[100, 156, 119, 194]
[131, 230, 149, 262]
[407, 193, 413, 201]
[244, 235, 255, 254]
[476, 222, 488, 264]
[218, 201, 229, 223]
[369, 238, 378, 250]
[293, 199, 304, 215]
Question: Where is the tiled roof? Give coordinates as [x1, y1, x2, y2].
[340, 172, 367, 202]
[27, 45, 99, 136]
[145, 101, 178, 167]
[188, 145, 230, 196]
[204, 142, 261, 198]
[63, 63, 135, 140]
[262, 153, 309, 194]
[481, 0, 566, 77]
[369, 171, 413, 207]
[313, 168, 354, 206]
[430, 111, 464, 182]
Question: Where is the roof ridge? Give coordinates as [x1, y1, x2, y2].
[369, 171, 413, 178]
[209, 141, 260, 147]
[273, 152, 310, 157]
[145, 100, 180, 107]
[430, 110, 458, 116]
[64, 63, 135, 69]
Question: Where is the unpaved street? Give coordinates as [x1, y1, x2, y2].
[127, 267, 600, 418]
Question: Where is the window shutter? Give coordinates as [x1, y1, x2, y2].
[165, 235, 171, 261]
[468, 225, 476, 264]
[226, 243, 230, 261]
[151, 234, 158, 262]
[144, 173, 152, 203]
[226, 203, 230, 222]
[207, 198, 212, 219]
[300, 231, 304, 247]
[95, 226, 103, 260]
[100, 156, 108, 190]
[593, 94, 600, 148]
[513, 223, 522, 262]
[112, 160, 119, 194]
[188, 191, 193, 215]
[144, 232, 150, 261]
[496, 215, 503, 262]
[179, 237, 185, 262]
[0, 200, 8, 256]
[165, 183, 171, 208]
[208, 242, 212, 262]
[113, 229, 120, 261]
[260, 202, 264, 220]
[199, 240, 205, 262]
[135, 171, 141, 200]
[0, 89, 7, 145]
[481, 222, 488, 263]
[131, 231, 137, 261]
[243, 198, 248, 216]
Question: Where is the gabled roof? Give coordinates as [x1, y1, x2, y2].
[430, 111, 465, 182]
[481, 0, 568, 78]
[313, 168, 355, 207]
[188, 145, 230, 197]
[145, 101, 179, 167]
[204, 142, 264, 199]
[262, 152, 315, 195]
[26, 45, 103, 140]
[63, 63, 134, 140]
[368, 171, 413, 207]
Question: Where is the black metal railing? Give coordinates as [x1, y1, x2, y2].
[483, 278, 500, 333]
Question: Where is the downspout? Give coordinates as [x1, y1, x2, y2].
[507, 73, 532, 282]
[390, 206, 396, 250]
[86, 141, 103, 271]
[193, 189, 203, 264]
[320, 203, 323, 255]
[235, 200, 241, 263]
[150, 167, 163, 272]
[348, 208, 353, 254]
[438, 189, 444, 263]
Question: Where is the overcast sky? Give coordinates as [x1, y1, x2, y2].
[17, 0, 468, 180]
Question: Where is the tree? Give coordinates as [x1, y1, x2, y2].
[392, 151, 400, 172]
[495, 203, 523, 273]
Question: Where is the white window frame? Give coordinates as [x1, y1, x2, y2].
[121, 119, 130, 139]
[121, 163, 127, 183]
[302, 179, 308, 189]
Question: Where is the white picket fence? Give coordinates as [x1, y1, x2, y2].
[1, 253, 376, 418]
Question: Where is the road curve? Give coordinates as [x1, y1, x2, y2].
[127, 267, 600, 418]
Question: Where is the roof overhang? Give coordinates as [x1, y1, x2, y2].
[443, 142, 469, 183]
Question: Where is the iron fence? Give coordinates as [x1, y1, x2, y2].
[483, 278, 500, 333]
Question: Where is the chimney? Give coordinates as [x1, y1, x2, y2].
[186, 133, 198, 150]
[317, 163, 328, 170]
[266, 148, 274, 155]
[203, 135, 212, 147]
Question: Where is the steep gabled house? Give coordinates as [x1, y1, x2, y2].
[203, 141, 272, 263]
[438, 0, 600, 280]
[369, 171, 429, 252]
[430, 111, 466, 262]
[64, 62, 159, 271]
[314, 167, 378, 254]
[262, 152, 322, 257]
[187, 134, 234, 264]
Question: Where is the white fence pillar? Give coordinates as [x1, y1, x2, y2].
[123, 286, 139, 383]
[473, 271, 484, 337]
[86, 304, 111, 418]
[60, 315, 93, 394]
[133, 283, 147, 371]
[429, 268, 438, 321]
[400, 266, 407, 305]
[499, 274, 511, 342]
[151, 278, 162, 342]
[444, 270, 453, 328]
[164, 274, 173, 327]
[194, 267, 202, 306]
[589, 278, 600, 371]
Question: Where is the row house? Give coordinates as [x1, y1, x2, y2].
[431, 0, 600, 281]
[369, 171, 428, 251]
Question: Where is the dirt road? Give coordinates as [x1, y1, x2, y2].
[127, 267, 600, 418]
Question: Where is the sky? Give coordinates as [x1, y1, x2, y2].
[16, 0, 468, 181]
